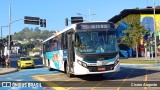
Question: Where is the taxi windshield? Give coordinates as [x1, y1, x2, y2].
[21, 58, 31, 61]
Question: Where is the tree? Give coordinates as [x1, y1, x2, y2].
[121, 17, 149, 58]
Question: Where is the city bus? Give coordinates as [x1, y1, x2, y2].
[42, 21, 120, 77]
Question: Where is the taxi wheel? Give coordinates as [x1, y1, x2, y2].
[32, 65, 35, 68]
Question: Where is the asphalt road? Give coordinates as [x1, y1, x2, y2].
[0, 65, 160, 90]
[32, 67, 160, 90]
[1, 57, 160, 90]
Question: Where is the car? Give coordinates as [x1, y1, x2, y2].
[17, 57, 35, 69]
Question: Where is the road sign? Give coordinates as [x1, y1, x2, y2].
[71, 17, 83, 24]
[24, 16, 40, 25]
[24, 16, 40, 21]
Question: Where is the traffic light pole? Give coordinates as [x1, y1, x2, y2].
[6, 1, 11, 68]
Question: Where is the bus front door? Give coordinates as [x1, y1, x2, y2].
[67, 30, 75, 77]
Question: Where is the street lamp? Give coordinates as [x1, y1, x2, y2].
[77, 9, 96, 22]
[7, 1, 24, 58]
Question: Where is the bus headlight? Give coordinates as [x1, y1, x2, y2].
[82, 63, 87, 68]
[77, 60, 87, 68]
[77, 60, 82, 65]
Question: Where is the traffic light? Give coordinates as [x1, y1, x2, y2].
[65, 18, 68, 26]
[40, 19, 43, 27]
[7, 35, 12, 42]
[6, 35, 13, 50]
[40, 19, 46, 28]
[43, 19, 46, 28]
[10, 41, 13, 46]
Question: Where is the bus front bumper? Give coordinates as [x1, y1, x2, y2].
[74, 62, 120, 75]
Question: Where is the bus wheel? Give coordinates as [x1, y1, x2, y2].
[66, 62, 73, 78]
[48, 60, 54, 71]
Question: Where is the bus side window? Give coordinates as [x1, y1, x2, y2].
[62, 33, 67, 49]
[46, 41, 51, 51]
[53, 39, 58, 51]
[57, 34, 62, 50]
[62, 33, 65, 49]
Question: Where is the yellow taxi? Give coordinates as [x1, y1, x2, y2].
[17, 57, 35, 69]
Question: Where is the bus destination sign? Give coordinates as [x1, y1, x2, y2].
[76, 23, 114, 30]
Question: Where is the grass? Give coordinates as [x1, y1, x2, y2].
[120, 59, 159, 64]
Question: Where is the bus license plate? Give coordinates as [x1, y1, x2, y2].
[98, 67, 105, 71]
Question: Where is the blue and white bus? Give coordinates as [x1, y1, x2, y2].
[42, 21, 120, 77]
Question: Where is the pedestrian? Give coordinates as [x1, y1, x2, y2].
[0, 56, 2, 67]
[5, 57, 10, 68]
[1, 55, 5, 68]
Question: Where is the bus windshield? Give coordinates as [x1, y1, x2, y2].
[75, 30, 118, 54]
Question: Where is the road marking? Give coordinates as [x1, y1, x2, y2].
[32, 75, 67, 90]
[144, 68, 148, 90]
[32, 73, 63, 77]
[90, 81, 102, 90]
[90, 73, 118, 90]
[66, 81, 86, 90]
[51, 73, 69, 81]
[116, 69, 134, 90]
[57, 77, 74, 85]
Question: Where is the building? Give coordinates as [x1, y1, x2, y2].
[108, 7, 160, 57]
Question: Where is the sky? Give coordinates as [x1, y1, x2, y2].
[0, 0, 160, 38]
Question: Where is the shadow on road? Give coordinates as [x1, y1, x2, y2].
[71, 68, 160, 81]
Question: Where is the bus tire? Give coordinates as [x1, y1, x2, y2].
[66, 62, 73, 78]
[48, 60, 54, 71]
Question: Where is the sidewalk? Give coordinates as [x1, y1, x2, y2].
[120, 56, 160, 61]
[120, 56, 160, 69]
[0, 68, 18, 75]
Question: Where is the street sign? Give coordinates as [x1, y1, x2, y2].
[71, 17, 83, 24]
[24, 16, 40, 21]
[24, 16, 40, 25]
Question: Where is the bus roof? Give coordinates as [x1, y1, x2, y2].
[42, 21, 111, 43]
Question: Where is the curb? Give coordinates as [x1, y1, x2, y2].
[120, 63, 160, 69]
[0, 68, 19, 75]
[120, 63, 160, 65]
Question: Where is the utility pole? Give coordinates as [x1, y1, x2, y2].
[8, 1, 11, 58]
[153, 0, 158, 64]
